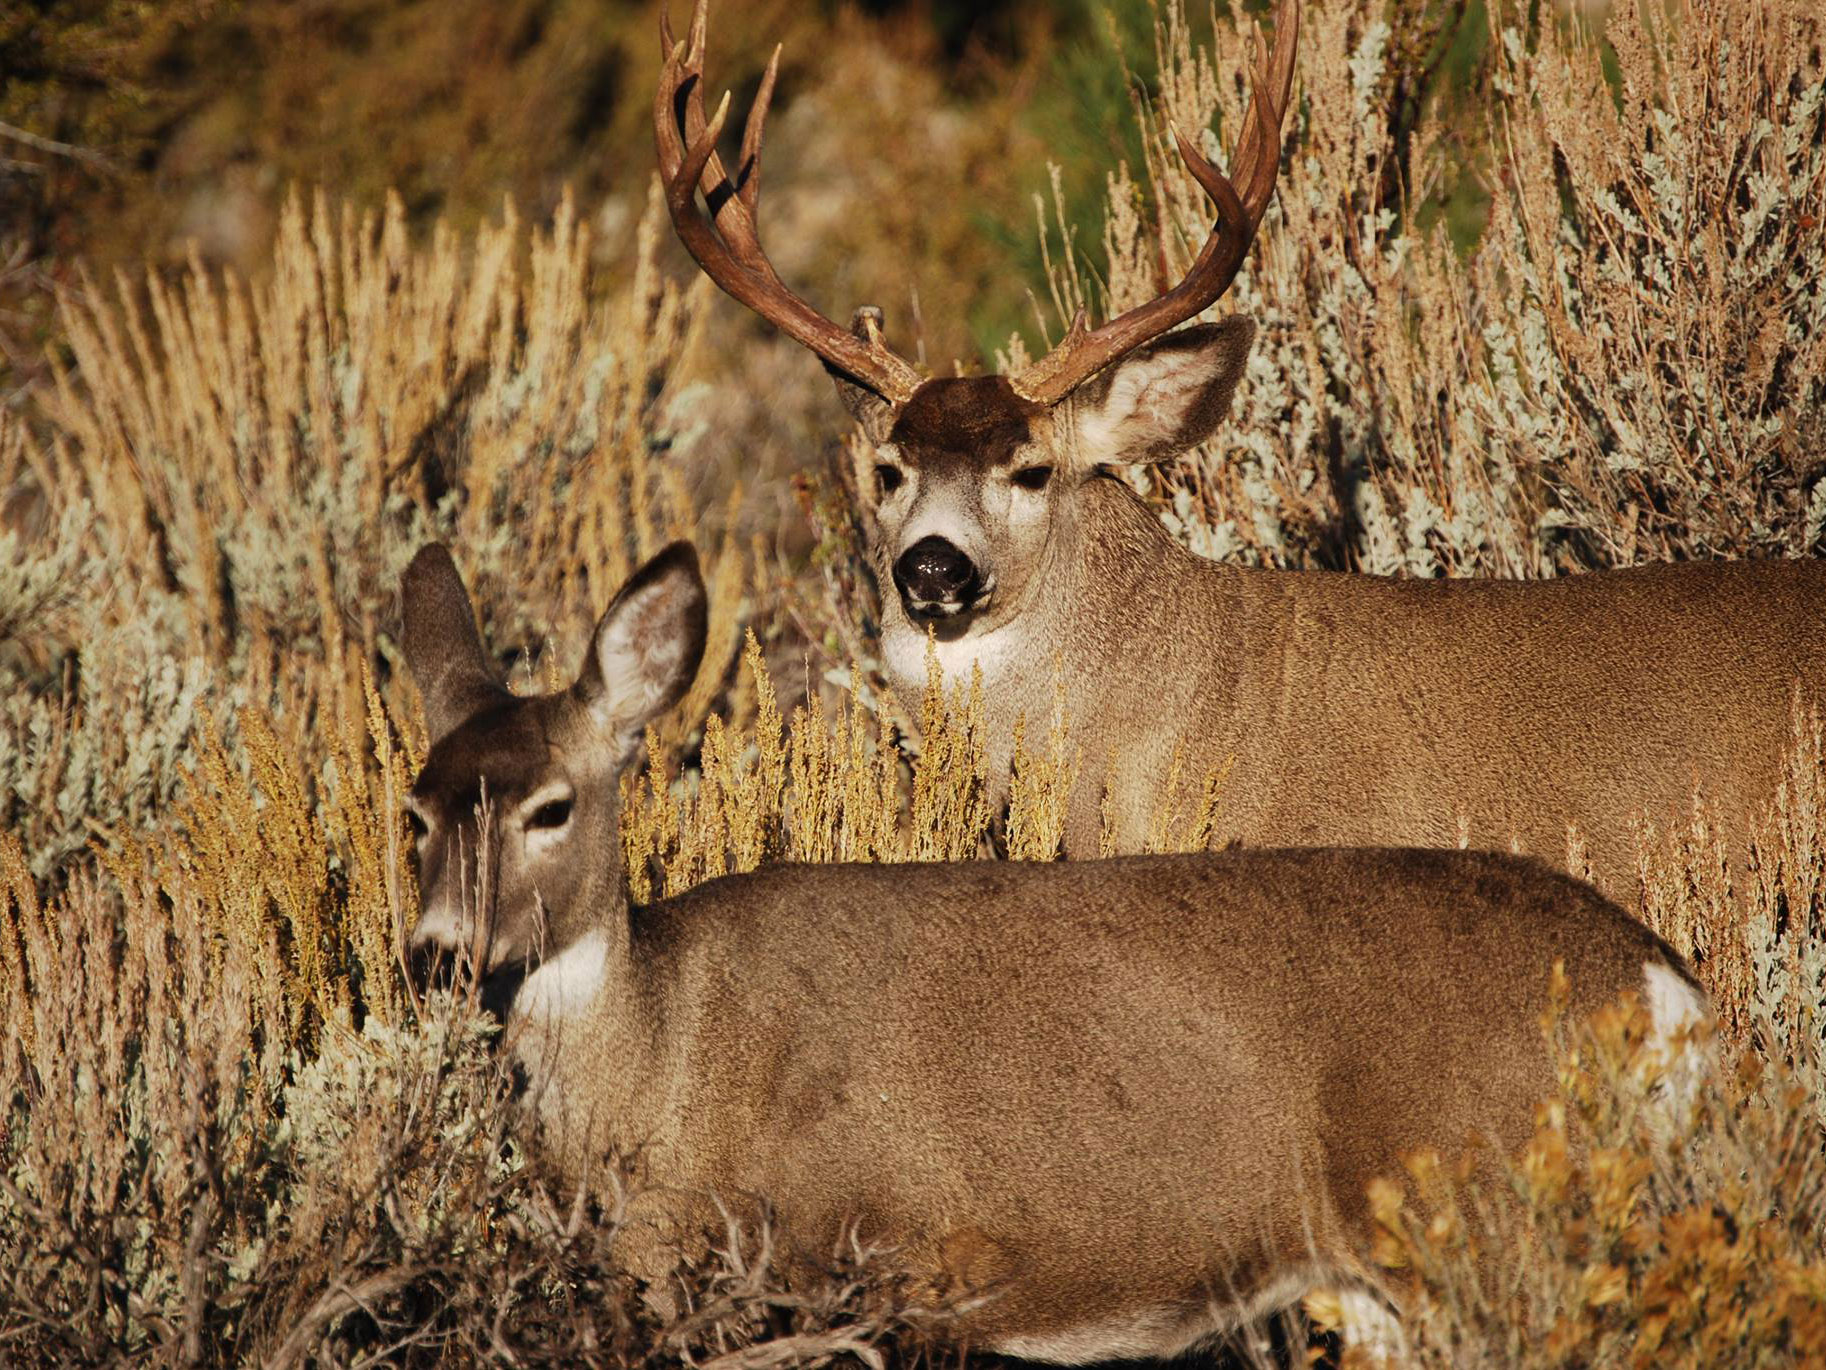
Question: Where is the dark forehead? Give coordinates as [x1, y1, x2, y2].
[412, 696, 564, 807]
[889, 376, 1041, 465]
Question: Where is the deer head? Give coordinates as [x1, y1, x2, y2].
[655, 0, 1296, 633]
[399, 543, 707, 1005]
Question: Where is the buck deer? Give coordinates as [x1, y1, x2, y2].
[400, 538, 1708, 1363]
[654, 0, 1826, 893]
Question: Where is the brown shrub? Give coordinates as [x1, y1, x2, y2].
[4, 0, 1826, 1362]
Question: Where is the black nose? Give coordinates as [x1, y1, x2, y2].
[408, 941, 458, 996]
[893, 536, 979, 605]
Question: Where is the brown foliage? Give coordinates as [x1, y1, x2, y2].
[4, 0, 1826, 1362]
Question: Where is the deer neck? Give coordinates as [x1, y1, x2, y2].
[1069, 473, 1189, 620]
[509, 885, 675, 1161]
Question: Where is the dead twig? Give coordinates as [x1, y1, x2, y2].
[0, 120, 119, 177]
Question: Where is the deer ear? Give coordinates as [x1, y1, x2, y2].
[1065, 318, 1254, 467]
[401, 544, 506, 742]
[826, 306, 899, 443]
[573, 542, 708, 763]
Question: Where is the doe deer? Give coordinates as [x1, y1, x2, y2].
[655, 0, 1826, 893]
[400, 539, 1708, 1363]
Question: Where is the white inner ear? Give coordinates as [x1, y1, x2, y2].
[1074, 350, 1214, 464]
[590, 584, 690, 739]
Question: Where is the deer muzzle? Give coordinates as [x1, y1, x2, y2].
[893, 535, 987, 618]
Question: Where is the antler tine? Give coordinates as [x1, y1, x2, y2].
[1230, 8, 1297, 220]
[654, 1, 923, 404]
[1010, 0, 1299, 406]
[1221, 26, 1274, 212]
[662, 0, 767, 271]
[694, 41, 779, 273]
[1170, 126, 1252, 265]
[735, 45, 781, 218]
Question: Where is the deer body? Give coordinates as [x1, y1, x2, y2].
[400, 541, 1708, 1363]
[515, 849, 1694, 1361]
[655, 0, 1820, 892]
[900, 471, 1825, 888]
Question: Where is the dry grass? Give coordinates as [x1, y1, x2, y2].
[1015, 0, 1825, 576]
[2, 177, 746, 883]
[1357, 980, 1826, 1369]
[3, 0, 1825, 1362]
[1635, 692, 1826, 1115]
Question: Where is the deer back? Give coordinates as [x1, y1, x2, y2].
[518, 846, 1704, 1359]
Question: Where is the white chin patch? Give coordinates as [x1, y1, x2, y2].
[410, 898, 465, 954]
[907, 597, 969, 618]
[904, 582, 995, 620]
[883, 617, 1018, 691]
[516, 929, 608, 1023]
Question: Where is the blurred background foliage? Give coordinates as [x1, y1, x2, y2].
[0, 0, 1489, 398]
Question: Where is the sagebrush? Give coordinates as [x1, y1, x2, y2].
[4, 0, 1825, 1363]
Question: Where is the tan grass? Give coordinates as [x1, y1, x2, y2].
[4, 0, 1826, 1361]
[1018, 0, 1825, 576]
[2, 178, 745, 884]
[1362, 974, 1826, 1368]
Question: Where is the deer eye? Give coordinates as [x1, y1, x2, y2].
[1012, 464, 1054, 491]
[874, 464, 904, 496]
[403, 808, 428, 841]
[526, 798, 573, 832]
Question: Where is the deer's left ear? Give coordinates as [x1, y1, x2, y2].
[1064, 318, 1254, 467]
[401, 544, 508, 742]
[573, 543, 708, 764]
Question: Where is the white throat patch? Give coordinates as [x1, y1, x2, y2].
[883, 618, 1021, 694]
[516, 929, 609, 1023]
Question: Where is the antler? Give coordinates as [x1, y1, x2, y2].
[655, 0, 924, 405]
[1010, 0, 1300, 405]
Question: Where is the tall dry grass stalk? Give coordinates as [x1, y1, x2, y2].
[1636, 693, 1826, 1119]
[44, 182, 708, 648]
[1016, 0, 1825, 576]
[622, 633, 1228, 898]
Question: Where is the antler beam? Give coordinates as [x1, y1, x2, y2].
[1010, 0, 1299, 405]
[655, 0, 924, 405]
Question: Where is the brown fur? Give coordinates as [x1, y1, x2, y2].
[887, 376, 1045, 469]
[846, 325, 1825, 894]
[400, 542, 1704, 1360]
[1007, 480, 1822, 889]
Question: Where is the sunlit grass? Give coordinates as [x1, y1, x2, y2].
[2, 0, 1823, 1361]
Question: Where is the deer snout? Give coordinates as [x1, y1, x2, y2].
[406, 885, 486, 995]
[406, 935, 459, 996]
[893, 535, 982, 613]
